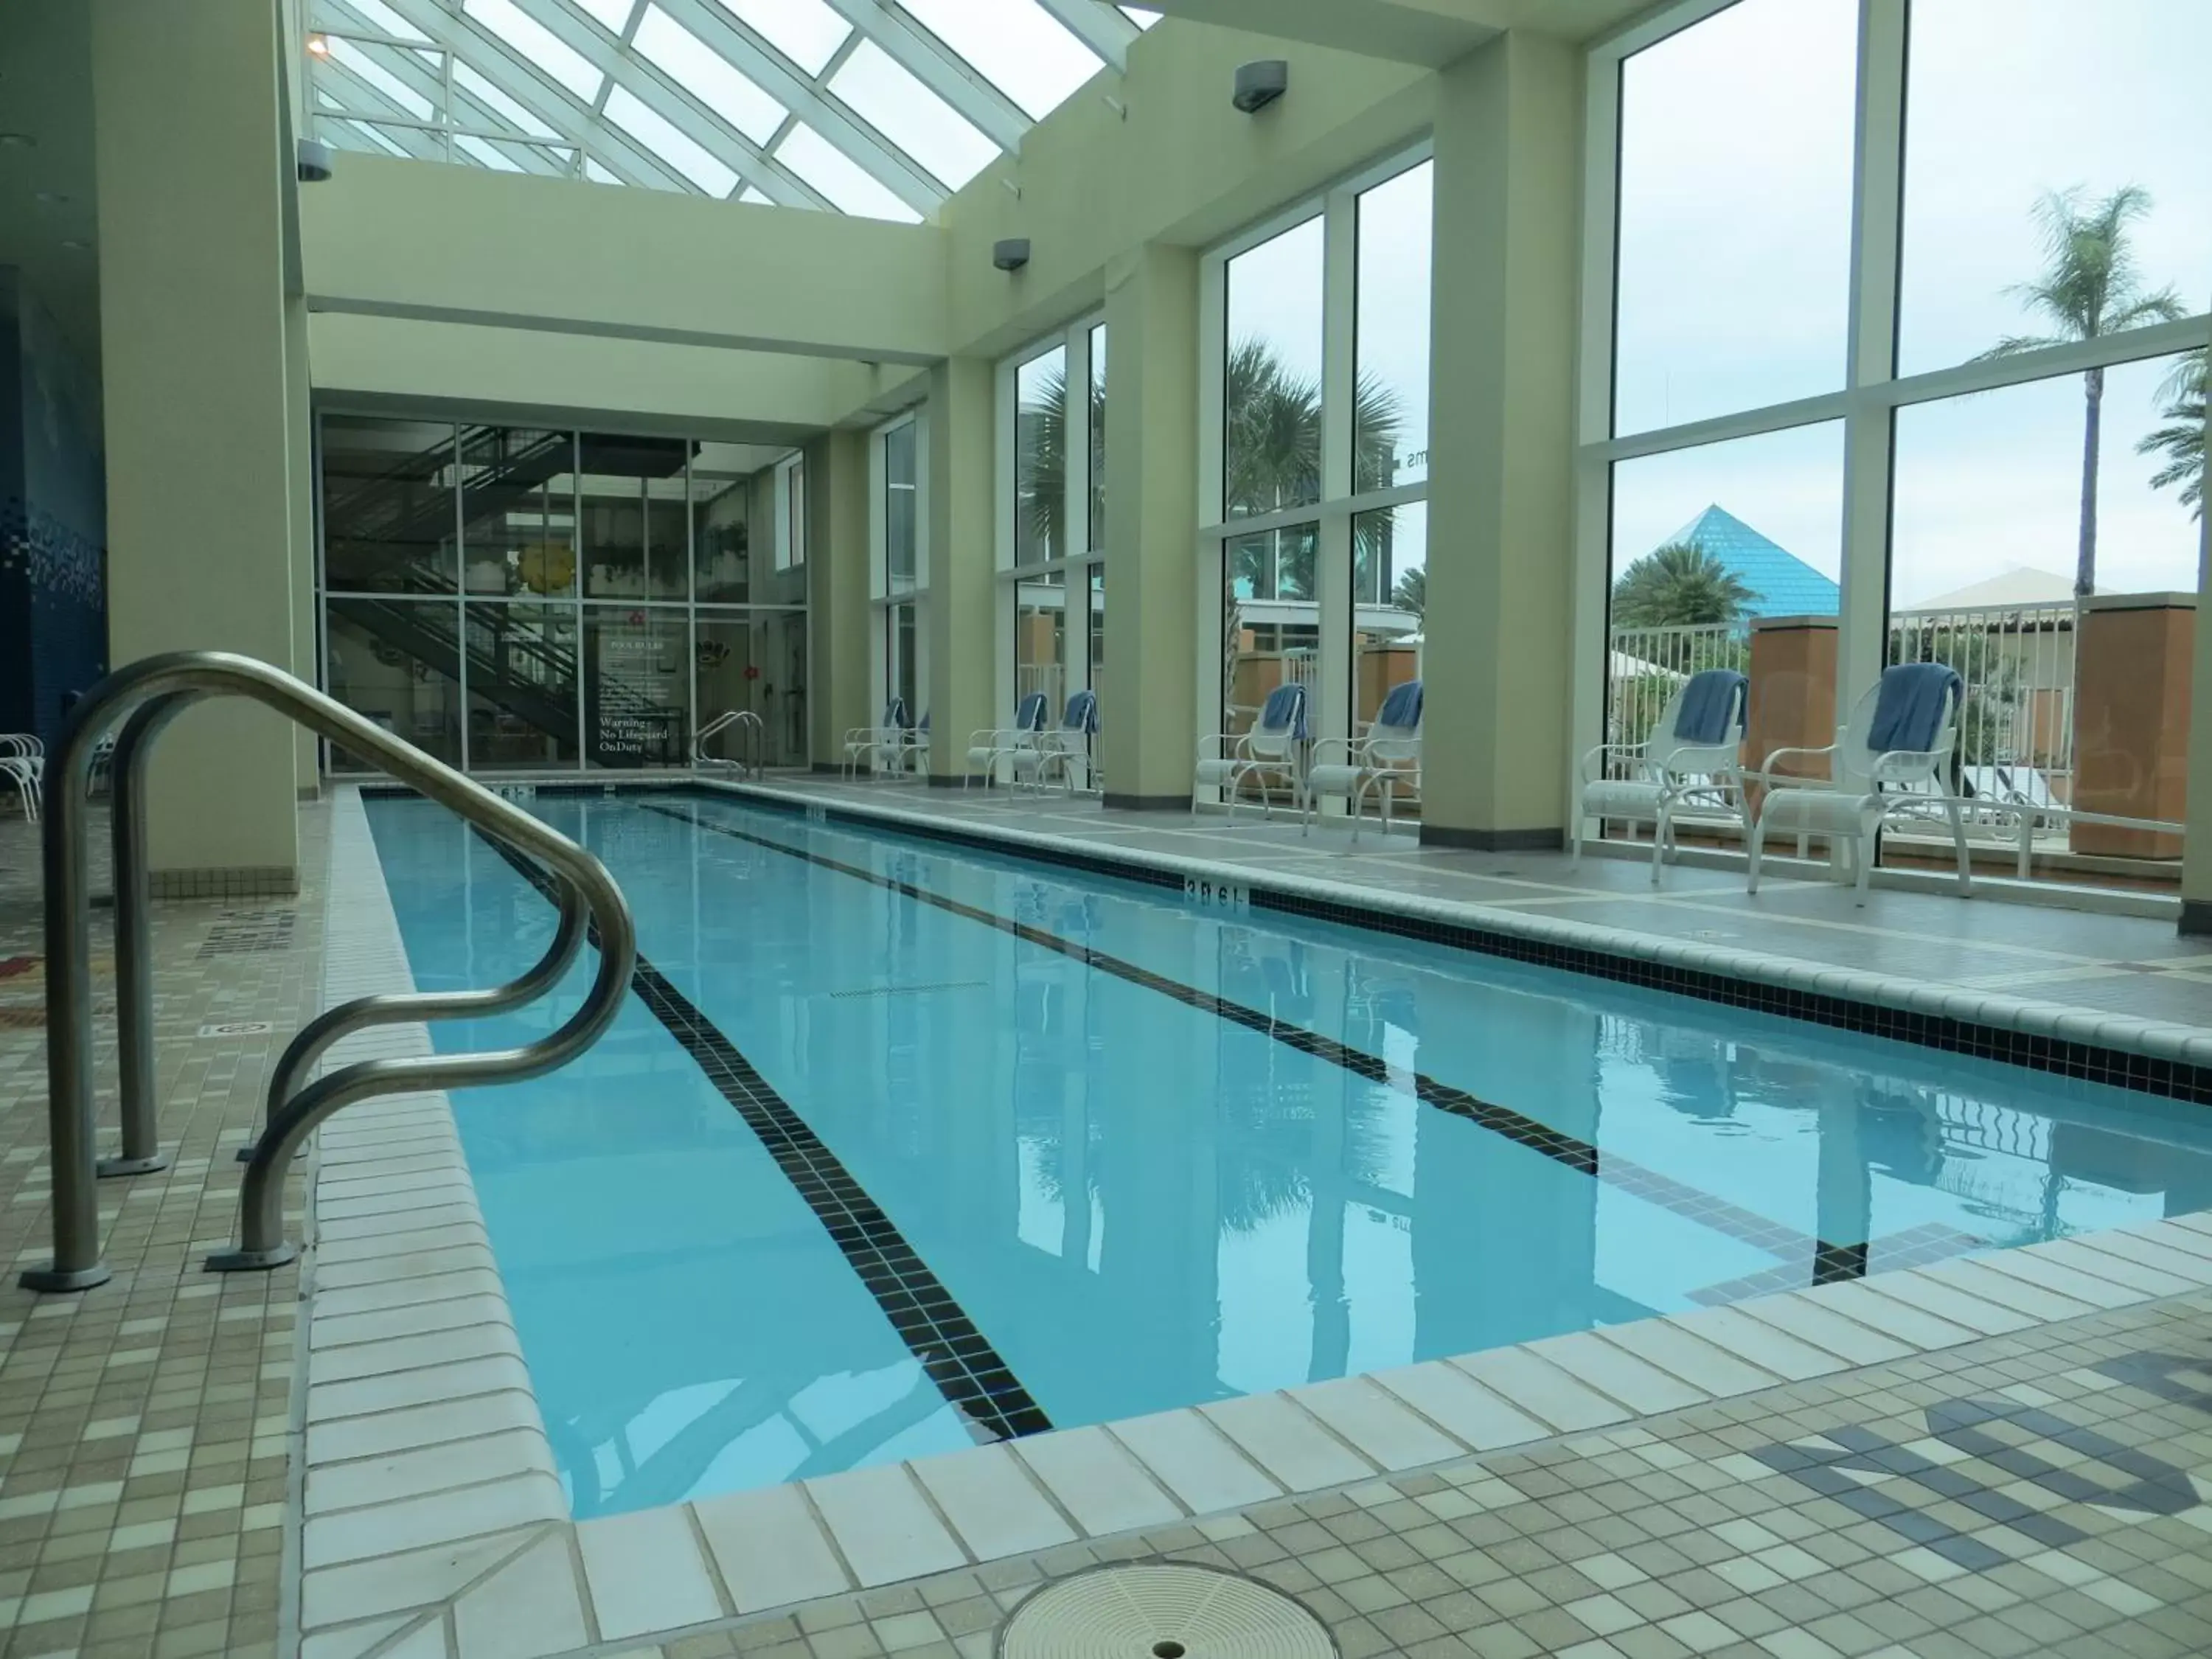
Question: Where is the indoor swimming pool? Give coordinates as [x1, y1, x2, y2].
[363, 790, 2212, 1520]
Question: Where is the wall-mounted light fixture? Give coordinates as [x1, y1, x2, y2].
[992, 238, 1031, 273]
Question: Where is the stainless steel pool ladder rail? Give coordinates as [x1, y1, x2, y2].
[21, 650, 637, 1293]
[692, 709, 764, 778]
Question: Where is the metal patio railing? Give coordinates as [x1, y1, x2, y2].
[22, 651, 636, 1293]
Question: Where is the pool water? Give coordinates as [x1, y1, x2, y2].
[364, 791, 2212, 1518]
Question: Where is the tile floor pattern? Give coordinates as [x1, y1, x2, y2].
[0, 803, 325, 1658]
[542, 1288, 2212, 1659]
[744, 778, 2212, 1036]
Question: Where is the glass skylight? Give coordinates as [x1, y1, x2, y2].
[777, 124, 921, 221]
[605, 84, 741, 194]
[713, 0, 850, 77]
[828, 40, 995, 189]
[633, 6, 786, 145]
[465, 0, 605, 102]
[309, 0, 1146, 215]
[897, 0, 1102, 121]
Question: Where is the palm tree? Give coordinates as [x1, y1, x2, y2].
[1391, 566, 1426, 622]
[1610, 542, 1755, 630]
[2137, 347, 2206, 523]
[1976, 186, 2185, 599]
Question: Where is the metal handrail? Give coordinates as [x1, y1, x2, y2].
[692, 709, 764, 778]
[22, 650, 636, 1293]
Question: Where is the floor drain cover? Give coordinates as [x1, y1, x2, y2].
[998, 1564, 1337, 1658]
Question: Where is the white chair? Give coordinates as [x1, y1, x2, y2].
[894, 711, 930, 780]
[1, 736, 42, 824]
[1304, 681, 1423, 841]
[1020, 691, 1099, 793]
[1573, 669, 1747, 880]
[964, 693, 1048, 789]
[841, 698, 910, 779]
[1747, 663, 1970, 905]
[1194, 683, 1307, 820]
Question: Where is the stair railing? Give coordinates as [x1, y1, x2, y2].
[692, 709, 765, 778]
[21, 650, 636, 1293]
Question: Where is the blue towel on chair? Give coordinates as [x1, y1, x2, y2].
[1014, 692, 1048, 731]
[1259, 683, 1308, 740]
[1868, 663, 1961, 753]
[1377, 681, 1423, 730]
[1065, 689, 1099, 734]
[1673, 669, 1745, 745]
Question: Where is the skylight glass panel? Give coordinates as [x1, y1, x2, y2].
[451, 61, 557, 137]
[712, 0, 851, 77]
[326, 38, 435, 119]
[829, 40, 996, 189]
[349, 119, 411, 156]
[585, 157, 625, 184]
[739, 184, 772, 204]
[464, 0, 604, 102]
[456, 133, 526, 170]
[776, 125, 922, 221]
[568, 0, 636, 31]
[604, 85, 740, 193]
[327, 0, 428, 42]
[1120, 7, 1161, 26]
[633, 7, 786, 145]
[897, 0, 1102, 121]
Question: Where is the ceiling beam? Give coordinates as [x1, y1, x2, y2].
[1133, 0, 1501, 63]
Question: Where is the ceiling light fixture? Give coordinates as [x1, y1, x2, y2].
[0, 133, 36, 148]
[306, 34, 330, 55]
[60, 239, 89, 251]
[34, 190, 69, 204]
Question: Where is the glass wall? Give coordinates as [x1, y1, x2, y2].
[319, 417, 808, 774]
[872, 413, 926, 734]
[1203, 150, 1433, 793]
[996, 316, 1105, 766]
[1585, 0, 2212, 888]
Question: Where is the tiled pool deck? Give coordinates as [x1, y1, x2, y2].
[4, 779, 2212, 1659]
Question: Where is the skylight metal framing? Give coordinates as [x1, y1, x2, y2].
[306, 0, 1143, 218]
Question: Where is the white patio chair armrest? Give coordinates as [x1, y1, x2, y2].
[1195, 732, 1238, 761]
[1750, 745, 1837, 789]
[1868, 747, 1948, 785]
[1307, 737, 1361, 767]
[1579, 742, 1653, 785]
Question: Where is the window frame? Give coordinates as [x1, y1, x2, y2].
[1568, 0, 2212, 871]
[869, 407, 930, 726]
[1196, 141, 1435, 774]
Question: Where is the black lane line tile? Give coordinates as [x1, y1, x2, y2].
[467, 826, 1054, 1446]
[644, 799, 1825, 1270]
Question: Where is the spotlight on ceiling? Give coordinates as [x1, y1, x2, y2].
[306, 34, 330, 55]
[992, 237, 1031, 273]
[0, 132, 36, 149]
[297, 138, 335, 184]
[1232, 60, 1288, 114]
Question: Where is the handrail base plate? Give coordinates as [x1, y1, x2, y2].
[98, 1154, 170, 1179]
[18, 1264, 113, 1293]
[206, 1244, 299, 1274]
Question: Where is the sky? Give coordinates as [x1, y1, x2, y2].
[1607, 0, 2210, 607]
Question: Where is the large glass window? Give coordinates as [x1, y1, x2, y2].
[319, 417, 806, 774]
[1223, 524, 1318, 736]
[1015, 580, 1068, 715]
[885, 420, 919, 592]
[1612, 0, 1857, 435]
[1584, 0, 2211, 894]
[322, 417, 460, 594]
[1354, 162, 1433, 492]
[1224, 217, 1324, 520]
[1352, 503, 1426, 735]
[873, 412, 928, 740]
[1087, 324, 1107, 555]
[1015, 345, 1068, 567]
[1897, 0, 2212, 377]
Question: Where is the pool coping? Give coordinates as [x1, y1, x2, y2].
[293, 782, 2212, 1659]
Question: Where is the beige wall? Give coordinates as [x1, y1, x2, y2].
[300, 155, 947, 365]
[96, 0, 299, 881]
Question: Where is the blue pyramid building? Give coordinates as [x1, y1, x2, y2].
[1658, 505, 1838, 619]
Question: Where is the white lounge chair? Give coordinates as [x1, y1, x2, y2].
[1304, 680, 1422, 841]
[1194, 683, 1307, 820]
[964, 693, 1048, 789]
[841, 698, 911, 779]
[1019, 690, 1099, 793]
[1, 736, 42, 824]
[1573, 669, 1747, 880]
[1747, 663, 1970, 905]
[895, 711, 930, 779]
